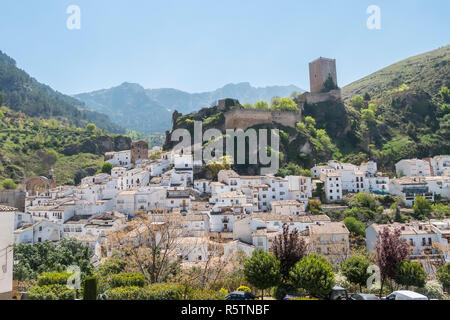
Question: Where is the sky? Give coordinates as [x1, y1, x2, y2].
[0, 0, 448, 95]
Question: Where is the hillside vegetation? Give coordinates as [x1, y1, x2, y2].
[0, 50, 124, 134]
[0, 106, 131, 186]
[342, 45, 450, 100]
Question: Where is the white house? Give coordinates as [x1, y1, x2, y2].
[389, 177, 434, 206]
[286, 175, 312, 205]
[323, 172, 343, 203]
[311, 165, 335, 178]
[395, 159, 431, 177]
[429, 155, 450, 176]
[271, 200, 306, 216]
[14, 220, 62, 244]
[0, 206, 15, 300]
[366, 222, 448, 271]
[105, 150, 132, 169]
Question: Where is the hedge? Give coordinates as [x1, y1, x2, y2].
[27, 285, 76, 300]
[36, 271, 72, 286]
[109, 273, 146, 288]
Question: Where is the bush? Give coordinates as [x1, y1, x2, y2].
[341, 256, 371, 291]
[271, 283, 299, 300]
[2, 178, 17, 190]
[343, 217, 366, 237]
[416, 280, 446, 300]
[36, 271, 71, 286]
[236, 286, 251, 293]
[395, 261, 426, 288]
[146, 283, 183, 300]
[290, 254, 335, 297]
[83, 276, 98, 300]
[105, 286, 151, 300]
[105, 283, 183, 300]
[437, 263, 450, 290]
[190, 289, 227, 300]
[27, 284, 76, 300]
[110, 273, 146, 288]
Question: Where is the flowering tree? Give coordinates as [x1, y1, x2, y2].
[375, 227, 409, 295]
[272, 223, 309, 282]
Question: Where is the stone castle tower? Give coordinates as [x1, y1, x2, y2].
[309, 57, 338, 93]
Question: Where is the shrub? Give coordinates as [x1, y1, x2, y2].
[105, 283, 183, 300]
[36, 271, 71, 286]
[146, 283, 183, 300]
[109, 273, 146, 288]
[343, 217, 366, 237]
[236, 286, 251, 293]
[395, 261, 426, 288]
[105, 286, 150, 300]
[437, 263, 450, 290]
[416, 280, 446, 300]
[2, 178, 17, 190]
[341, 256, 371, 292]
[83, 276, 98, 300]
[190, 289, 227, 300]
[271, 283, 299, 300]
[290, 254, 335, 297]
[27, 284, 76, 300]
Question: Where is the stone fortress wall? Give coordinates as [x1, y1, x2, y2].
[220, 56, 339, 131]
[224, 107, 301, 130]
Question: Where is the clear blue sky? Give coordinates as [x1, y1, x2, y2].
[0, 0, 448, 94]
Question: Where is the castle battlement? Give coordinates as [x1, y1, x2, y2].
[224, 107, 301, 130]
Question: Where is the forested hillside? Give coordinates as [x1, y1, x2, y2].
[0, 50, 124, 133]
[0, 106, 130, 186]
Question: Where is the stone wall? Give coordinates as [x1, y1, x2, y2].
[298, 89, 341, 105]
[224, 108, 301, 130]
[0, 190, 25, 212]
[131, 140, 149, 164]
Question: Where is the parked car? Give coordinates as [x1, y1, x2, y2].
[323, 286, 349, 300]
[225, 291, 257, 300]
[382, 290, 429, 300]
[350, 293, 380, 300]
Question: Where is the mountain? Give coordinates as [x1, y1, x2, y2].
[342, 45, 450, 100]
[0, 50, 124, 133]
[146, 82, 303, 114]
[75, 82, 172, 134]
[75, 82, 303, 134]
[164, 45, 450, 174]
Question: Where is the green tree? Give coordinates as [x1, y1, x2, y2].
[271, 97, 298, 112]
[243, 249, 281, 299]
[253, 100, 269, 110]
[14, 239, 93, 281]
[321, 75, 338, 93]
[86, 123, 97, 134]
[2, 178, 18, 190]
[395, 261, 426, 289]
[343, 217, 366, 237]
[83, 275, 98, 300]
[101, 162, 113, 174]
[351, 95, 365, 109]
[289, 254, 335, 297]
[412, 196, 433, 220]
[205, 156, 232, 180]
[341, 256, 371, 292]
[437, 263, 450, 290]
